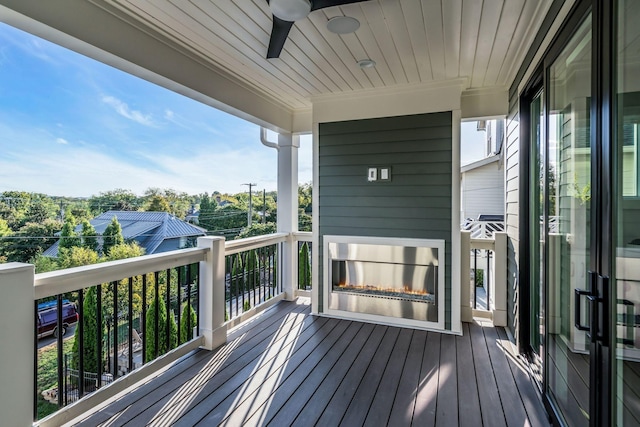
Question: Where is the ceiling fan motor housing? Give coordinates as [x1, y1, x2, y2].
[270, 0, 312, 22]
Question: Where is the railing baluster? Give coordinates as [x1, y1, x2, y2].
[128, 277, 133, 373]
[56, 295, 63, 407]
[154, 271, 159, 360]
[235, 255, 240, 317]
[33, 301, 38, 421]
[177, 266, 182, 344]
[96, 284, 102, 389]
[112, 281, 118, 380]
[165, 268, 171, 352]
[142, 275, 147, 366]
[78, 288, 84, 398]
[186, 265, 192, 339]
[241, 253, 246, 313]
[195, 263, 200, 332]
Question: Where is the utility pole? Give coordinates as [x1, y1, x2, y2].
[242, 183, 257, 227]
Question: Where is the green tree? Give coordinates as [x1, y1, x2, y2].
[102, 216, 124, 256]
[31, 254, 59, 273]
[106, 242, 145, 261]
[80, 219, 99, 252]
[208, 204, 247, 238]
[298, 241, 311, 289]
[146, 195, 171, 213]
[71, 286, 103, 374]
[89, 189, 140, 215]
[298, 182, 312, 214]
[59, 214, 80, 250]
[236, 223, 277, 239]
[58, 246, 99, 269]
[0, 218, 11, 262]
[179, 304, 197, 345]
[144, 293, 178, 362]
[197, 193, 217, 230]
[245, 249, 259, 291]
[6, 219, 62, 262]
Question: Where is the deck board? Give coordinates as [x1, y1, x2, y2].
[456, 323, 482, 427]
[290, 323, 387, 426]
[74, 299, 551, 427]
[412, 331, 441, 426]
[469, 321, 507, 427]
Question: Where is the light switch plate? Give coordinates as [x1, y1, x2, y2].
[379, 167, 391, 181]
[368, 167, 377, 181]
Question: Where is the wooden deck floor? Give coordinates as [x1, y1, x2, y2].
[74, 299, 550, 426]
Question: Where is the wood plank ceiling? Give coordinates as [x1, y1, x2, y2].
[100, 0, 551, 111]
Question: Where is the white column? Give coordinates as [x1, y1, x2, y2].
[492, 232, 508, 327]
[197, 236, 227, 350]
[451, 109, 462, 334]
[277, 132, 300, 301]
[460, 231, 472, 322]
[0, 263, 34, 427]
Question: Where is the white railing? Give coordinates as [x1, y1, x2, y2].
[461, 219, 505, 239]
[460, 231, 507, 326]
[0, 232, 304, 427]
[34, 247, 208, 300]
[293, 232, 313, 294]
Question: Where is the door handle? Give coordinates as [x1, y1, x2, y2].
[575, 288, 591, 331]
[617, 298, 635, 347]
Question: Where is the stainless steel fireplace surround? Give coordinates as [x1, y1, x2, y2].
[323, 235, 445, 331]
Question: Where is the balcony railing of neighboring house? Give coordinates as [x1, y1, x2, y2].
[10, 232, 308, 426]
[461, 217, 505, 239]
[460, 230, 508, 327]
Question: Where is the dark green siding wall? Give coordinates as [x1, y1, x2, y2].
[318, 111, 453, 329]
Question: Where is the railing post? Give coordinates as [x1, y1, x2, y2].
[492, 232, 508, 326]
[197, 236, 227, 350]
[277, 132, 299, 301]
[460, 231, 473, 322]
[0, 263, 34, 426]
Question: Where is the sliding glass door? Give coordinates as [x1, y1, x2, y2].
[545, 15, 593, 426]
[613, 1, 640, 425]
[526, 1, 640, 425]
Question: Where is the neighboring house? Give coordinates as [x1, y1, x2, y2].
[460, 154, 504, 221]
[43, 211, 207, 257]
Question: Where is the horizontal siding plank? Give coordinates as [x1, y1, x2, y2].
[319, 151, 452, 165]
[319, 163, 452, 176]
[319, 127, 452, 146]
[319, 112, 452, 135]
[318, 185, 449, 198]
[320, 217, 452, 230]
[320, 227, 452, 240]
[319, 173, 452, 187]
[319, 196, 451, 208]
[320, 206, 451, 219]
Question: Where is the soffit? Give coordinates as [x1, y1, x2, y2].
[96, 0, 551, 113]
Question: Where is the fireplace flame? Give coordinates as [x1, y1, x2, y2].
[335, 283, 430, 296]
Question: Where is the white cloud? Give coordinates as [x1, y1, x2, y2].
[55, 138, 68, 145]
[102, 95, 155, 127]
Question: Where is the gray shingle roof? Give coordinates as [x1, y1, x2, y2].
[43, 210, 207, 257]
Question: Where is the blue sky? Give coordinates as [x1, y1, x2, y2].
[0, 22, 312, 197]
[0, 22, 485, 198]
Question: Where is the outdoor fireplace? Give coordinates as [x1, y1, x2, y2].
[323, 236, 445, 330]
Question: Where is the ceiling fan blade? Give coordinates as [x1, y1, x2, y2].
[267, 16, 294, 58]
[310, 0, 366, 12]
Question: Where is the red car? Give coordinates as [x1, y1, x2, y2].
[37, 301, 79, 339]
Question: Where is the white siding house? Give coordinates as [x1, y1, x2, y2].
[461, 154, 505, 221]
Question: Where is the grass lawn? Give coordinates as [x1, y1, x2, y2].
[36, 336, 75, 420]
